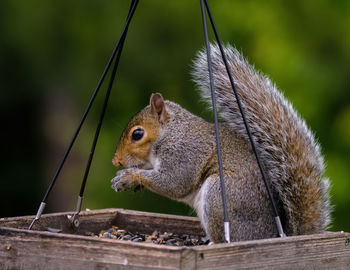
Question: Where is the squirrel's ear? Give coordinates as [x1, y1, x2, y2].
[150, 93, 168, 124]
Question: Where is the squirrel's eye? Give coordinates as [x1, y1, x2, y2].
[131, 128, 144, 141]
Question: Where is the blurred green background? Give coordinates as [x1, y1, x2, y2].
[1, 0, 349, 233]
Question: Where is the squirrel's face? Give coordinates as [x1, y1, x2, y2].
[112, 93, 169, 169]
[112, 118, 159, 169]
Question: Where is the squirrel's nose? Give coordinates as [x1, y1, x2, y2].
[112, 156, 124, 167]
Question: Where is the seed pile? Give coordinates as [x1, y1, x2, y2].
[98, 226, 210, 246]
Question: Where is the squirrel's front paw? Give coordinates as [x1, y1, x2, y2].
[111, 169, 137, 192]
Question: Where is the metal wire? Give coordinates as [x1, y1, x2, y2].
[28, 0, 139, 230]
[203, 0, 286, 238]
[78, 0, 138, 199]
[200, 0, 231, 243]
[70, 0, 140, 226]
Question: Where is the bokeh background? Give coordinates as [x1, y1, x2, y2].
[1, 0, 349, 233]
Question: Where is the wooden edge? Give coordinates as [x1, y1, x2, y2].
[0, 225, 195, 270]
[2, 221, 347, 251]
[1, 222, 349, 269]
[0, 208, 200, 225]
[115, 208, 204, 235]
[0, 208, 116, 225]
[0, 225, 183, 251]
[116, 208, 199, 221]
[191, 231, 350, 251]
[0, 208, 204, 236]
[0, 208, 119, 234]
[189, 231, 350, 269]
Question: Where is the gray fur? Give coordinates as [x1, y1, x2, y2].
[192, 43, 332, 233]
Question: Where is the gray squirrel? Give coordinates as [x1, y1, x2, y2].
[111, 43, 331, 243]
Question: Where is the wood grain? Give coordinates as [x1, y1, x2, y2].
[115, 209, 205, 236]
[0, 227, 185, 270]
[192, 232, 350, 270]
[1, 209, 349, 270]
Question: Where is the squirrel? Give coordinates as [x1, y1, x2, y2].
[111, 43, 331, 243]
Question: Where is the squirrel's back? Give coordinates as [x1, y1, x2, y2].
[192, 44, 331, 235]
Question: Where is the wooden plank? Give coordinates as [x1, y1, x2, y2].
[1, 209, 350, 269]
[192, 231, 350, 270]
[0, 209, 202, 269]
[0, 208, 119, 234]
[115, 209, 204, 236]
[0, 226, 189, 270]
[0, 208, 204, 236]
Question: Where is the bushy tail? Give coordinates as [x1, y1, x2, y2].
[192, 43, 331, 235]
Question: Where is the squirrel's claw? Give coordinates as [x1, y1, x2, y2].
[111, 169, 136, 192]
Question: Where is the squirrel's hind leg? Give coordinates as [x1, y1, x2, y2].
[196, 173, 278, 243]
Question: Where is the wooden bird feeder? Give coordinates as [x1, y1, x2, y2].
[1, 208, 350, 270]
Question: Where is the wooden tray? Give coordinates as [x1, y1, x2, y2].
[1, 208, 349, 269]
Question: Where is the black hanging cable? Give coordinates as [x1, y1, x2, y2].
[203, 0, 286, 238]
[70, 0, 139, 227]
[28, 0, 139, 230]
[200, 0, 231, 243]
